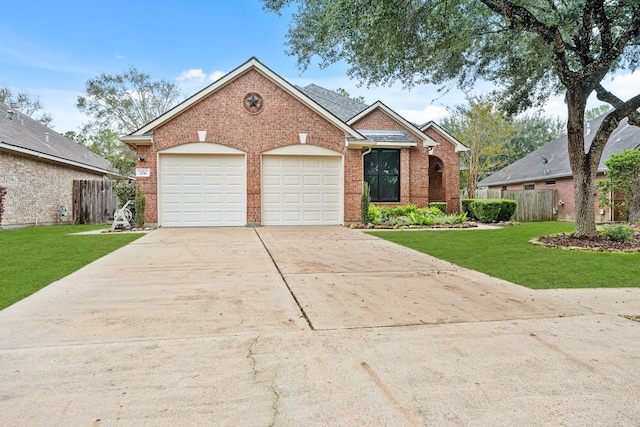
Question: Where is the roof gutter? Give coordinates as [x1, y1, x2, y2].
[0, 142, 111, 175]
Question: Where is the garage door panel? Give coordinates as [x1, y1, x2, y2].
[323, 193, 340, 204]
[262, 155, 342, 226]
[225, 175, 244, 186]
[284, 193, 301, 204]
[303, 193, 320, 204]
[283, 175, 301, 186]
[283, 157, 302, 168]
[160, 154, 246, 227]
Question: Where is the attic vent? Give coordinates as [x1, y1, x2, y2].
[8, 102, 20, 111]
[585, 122, 591, 136]
[45, 132, 50, 145]
[4, 110, 13, 120]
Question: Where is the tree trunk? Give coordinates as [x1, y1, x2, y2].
[573, 169, 597, 236]
[565, 90, 598, 238]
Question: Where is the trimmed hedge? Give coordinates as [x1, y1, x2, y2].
[428, 202, 447, 213]
[462, 198, 518, 223]
[461, 199, 475, 219]
[472, 199, 503, 223]
[498, 199, 518, 221]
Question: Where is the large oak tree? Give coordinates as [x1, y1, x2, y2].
[264, 0, 640, 237]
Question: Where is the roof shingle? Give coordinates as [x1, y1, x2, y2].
[0, 102, 111, 172]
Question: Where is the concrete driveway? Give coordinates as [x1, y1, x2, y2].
[1, 227, 640, 426]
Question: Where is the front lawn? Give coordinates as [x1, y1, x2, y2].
[0, 225, 144, 310]
[368, 222, 640, 289]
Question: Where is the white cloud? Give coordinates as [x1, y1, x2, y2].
[398, 105, 450, 125]
[177, 68, 208, 82]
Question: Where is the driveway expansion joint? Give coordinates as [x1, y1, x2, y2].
[253, 227, 315, 330]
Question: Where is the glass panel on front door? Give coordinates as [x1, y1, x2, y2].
[364, 149, 400, 202]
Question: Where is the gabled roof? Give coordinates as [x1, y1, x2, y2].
[0, 102, 111, 174]
[121, 57, 365, 145]
[347, 101, 437, 148]
[479, 114, 640, 187]
[420, 121, 469, 152]
[296, 84, 368, 122]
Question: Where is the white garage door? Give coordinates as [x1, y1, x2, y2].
[159, 154, 245, 227]
[262, 155, 342, 225]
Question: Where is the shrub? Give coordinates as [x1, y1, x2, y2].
[113, 180, 136, 206]
[390, 203, 418, 217]
[601, 224, 635, 242]
[368, 204, 382, 224]
[428, 202, 447, 213]
[461, 199, 476, 219]
[368, 203, 467, 227]
[498, 199, 518, 221]
[471, 199, 503, 223]
[361, 181, 371, 224]
[0, 185, 6, 224]
[134, 186, 146, 228]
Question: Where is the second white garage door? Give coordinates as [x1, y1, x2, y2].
[159, 154, 246, 227]
[262, 155, 342, 225]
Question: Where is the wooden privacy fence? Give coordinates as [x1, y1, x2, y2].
[72, 180, 118, 224]
[461, 189, 558, 222]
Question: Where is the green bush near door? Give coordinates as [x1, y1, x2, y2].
[461, 198, 518, 222]
[428, 202, 447, 213]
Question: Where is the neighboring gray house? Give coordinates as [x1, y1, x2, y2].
[479, 114, 640, 222]
[0, 102, 111, 227]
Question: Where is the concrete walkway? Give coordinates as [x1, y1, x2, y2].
[1, 227, 640, 426]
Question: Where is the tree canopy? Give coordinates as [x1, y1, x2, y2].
[442, 97, 517, 195]
[77, 66, 183, 134]
[0, 87, 53, 127]
[76, 67, 183, 177]
[264, 0, 640, 237]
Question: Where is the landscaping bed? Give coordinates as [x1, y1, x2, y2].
[536, 233, 640, 253]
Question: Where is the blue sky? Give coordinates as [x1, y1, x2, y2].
[1, 0, 637, 133]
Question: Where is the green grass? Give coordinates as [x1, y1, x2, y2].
[0, 225, 144, 310]
[368, 222, 640, 289]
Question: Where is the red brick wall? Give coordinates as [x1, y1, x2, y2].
[140, 69, 349, 224]
[344, 149, 363, 222]
[425, 129, 462, 213]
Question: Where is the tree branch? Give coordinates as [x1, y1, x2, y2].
[480, 0, 575, 84]
[595, 84, 640, 126]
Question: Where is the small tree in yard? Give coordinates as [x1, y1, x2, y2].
[442, 97, 516, 196]
[597, 150, 640, 222]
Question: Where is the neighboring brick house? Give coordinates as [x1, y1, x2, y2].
[0, 102, 111, 227]
[479, 113, 640, 222]
[121, 57, 467, 227]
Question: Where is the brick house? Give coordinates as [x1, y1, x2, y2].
[0, 102, 111, 227]
[121, 58, 467, 227]
[479, 113, 640, 222]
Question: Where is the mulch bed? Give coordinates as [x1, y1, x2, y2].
[538, 233, 640, 252]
